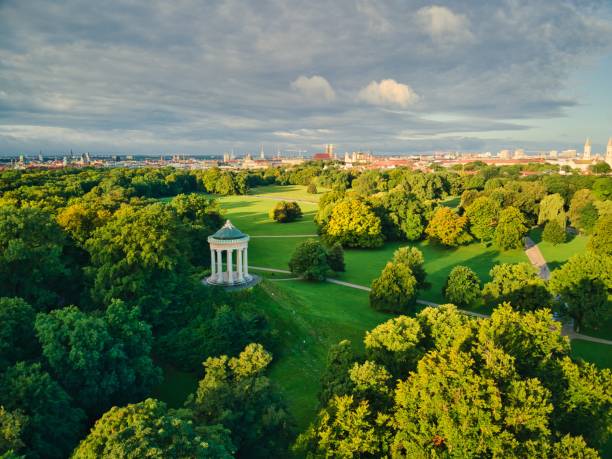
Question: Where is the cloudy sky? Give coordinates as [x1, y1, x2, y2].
[1, 0, 611, 156]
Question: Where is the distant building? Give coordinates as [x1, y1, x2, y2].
[514, 148, 525, 159]
[313, 144, 336, 161]
[549, 150, 558, 158]
[498, 149, 511, 159]
[606, 138, 612, 166]
[583, 138, 592, 160]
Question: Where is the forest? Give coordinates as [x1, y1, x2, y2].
[0, 162, 610, 458]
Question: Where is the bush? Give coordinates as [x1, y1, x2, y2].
[289, 239, 330, 280]
[542, 221, 566, 245]
[443, 266, 481, 307]
[307, 182, 318, 194]
[326, 242, 345, 272]
[369, 262, 418, 313]
[269, 201, 302, 223]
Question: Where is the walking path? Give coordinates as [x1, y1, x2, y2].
[250, 234, 318, 238]
[248, 265, 610, 345]
[524, 236, 551, 280]
[249, 194, 318, 205]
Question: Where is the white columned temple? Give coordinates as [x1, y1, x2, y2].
[206, 220, 252, 286]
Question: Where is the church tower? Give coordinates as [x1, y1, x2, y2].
[583, 138, 592, 160]
[606, 138, 612, 166]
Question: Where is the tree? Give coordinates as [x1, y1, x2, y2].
[587, 214, 612, 256]
[191, 344, 292, 458]
[495, 206, 528, 250]
[269, 201, 302, 223]
[0, 205, 69, 310]
[307, 182, 318, 194]
[392, 246, 427, 288]
[0, 406, 27, 456]
[34, 300, 162, 415]
[568, 189, 594, 230]
[483, 263, 551, 311]
[72, 399, 234, 459]
[298, 305, 608, 457]
[326, 242, 345, 272]
[577, 202, 599, 234]
[0, 297, 38, 372]
[549, 253, 612, 332]
[538, 193, 566, 228]
[425, 207, 472, 246]
[369, 262, 418, 314]
[288, 239, 330, 280]
[323, 199, 384, 248]
[589, 161, 611, 174]
[465, 196, 500, 243]
[542, 220, 566, 245]
[318, 340, 356, 404]
[443, 266, 481, 307]
[0, 362, 85, 459]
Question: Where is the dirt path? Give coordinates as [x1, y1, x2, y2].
[248, 265, 610, 345]
[524, 236, 551, 280]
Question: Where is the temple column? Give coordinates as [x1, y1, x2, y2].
[237, 246, 244, 282]
[243, 247, 249, 278]
[227, 249, 234, 284]
[216, 249, 223, 282]
[210, 248, 216, 279]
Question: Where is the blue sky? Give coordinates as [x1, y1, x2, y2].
[0, 0, 611, 156]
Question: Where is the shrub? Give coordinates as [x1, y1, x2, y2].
[326, 242, 345, 272]
[542, 221, 566, 245]
[443, 266, 481, 307]
[369, 262, 418, 313]
[307, 182, 318, 194]
[289, 239, 330, 281]
[269, 201, 302, 223]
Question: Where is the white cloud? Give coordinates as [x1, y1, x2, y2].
[357, 79, 419, 108]
[290, 75, 336, 102]
[415, 5, 473, 44]
[356, 0, 392, 34]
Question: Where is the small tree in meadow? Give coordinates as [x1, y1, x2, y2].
[289, 239, 330, 281]
[369, 262, 418, 313]
[326, 242, 345, 272]
[443, 266, 481, 307]
[269, 201, 302, 223]
[392, 246, 427, 288]
[542, 221, 566, 245]
[307, 182, 318, 194]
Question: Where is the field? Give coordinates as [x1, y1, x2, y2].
[154, 184, 610, 438]
[529, 227, 589, 271]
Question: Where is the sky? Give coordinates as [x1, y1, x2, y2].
[1, 0, 611, 156]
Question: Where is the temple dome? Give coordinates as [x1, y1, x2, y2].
[210, 220, 248, 240]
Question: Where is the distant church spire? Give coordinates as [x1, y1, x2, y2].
[583, 138, 592, 160]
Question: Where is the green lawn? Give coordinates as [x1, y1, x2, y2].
[571, 339, 612, 369]
[247, 184, 326, 202]
[529, 227, 588, 272]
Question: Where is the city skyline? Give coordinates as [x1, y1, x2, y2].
[1, 0, 612, 155]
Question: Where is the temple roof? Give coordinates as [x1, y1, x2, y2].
[211, 220, 248, 240]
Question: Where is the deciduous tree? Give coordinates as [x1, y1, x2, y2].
[289, 239, 330, 280]
[269, 201, 302, 223]
[425, 207, 472, 246]
[443, 265, 481, 307]
[323, 199, 384, 248]
[369, 262, 418, 313]
[495, 206, 528, 250]
[483, 263, 551, 311]
[465, 196, 500, 243]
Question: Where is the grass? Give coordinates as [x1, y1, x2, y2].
[571, 339, 612, 369]
[528, 227, 588, 272]
[247, 184, 327, 202]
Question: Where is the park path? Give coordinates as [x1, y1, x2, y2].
[248, 266, 609, 345]
[250, 234, 319, 238]
[524, 236, 551, 280]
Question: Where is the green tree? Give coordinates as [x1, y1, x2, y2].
[425, 207, 472, 246]
[568, 189, 594, 230]
[483, 263, 551, 311]
[465, 196, 500, 243]
[269, 201, 302, 223]
[0, 206, 69, 310]
[191, 344, 292, 458]
[538, 193, 566, 228]
[35, 300, 161, 415]
[72, 399, 233, 459]
[0, 406, 26, 457]
[549, 253, 612, 332]
[369, 262, 418, 313]
[589, 162, 611, 174]
[323, 199, 384, 248]
[443, 265, 481, 307]
[318, 340, 356, 404]
[577, 202, 599, 234]
[288, 239, 330, 281]
[587, 214, 612, 256]
[0, 362, 85, 459]
[542, 220, 567, 245]
[307, 182, 318, 194]
[0, 297, 39, 372]
[326, 242, 345, 272]
[495, 206, 528, 250]
[392, 246, 427, 288]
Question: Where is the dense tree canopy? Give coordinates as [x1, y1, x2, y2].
[483, 263, 551, 311]
[495, 206, 528, 250]
[587, 214, 612, 256]
[34, 300, 161, 415]
[542, 220, 567, 245]
[72, 399, 234, 459]
[538, 193, 566, 228]
[0, 297, 38, 372]
[465, 196, 500, 243]
[296, 305, 609, 457]
[425, 207, 472, 246]
[323, 199, 384, 248]
[549, 253, 612, 332]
